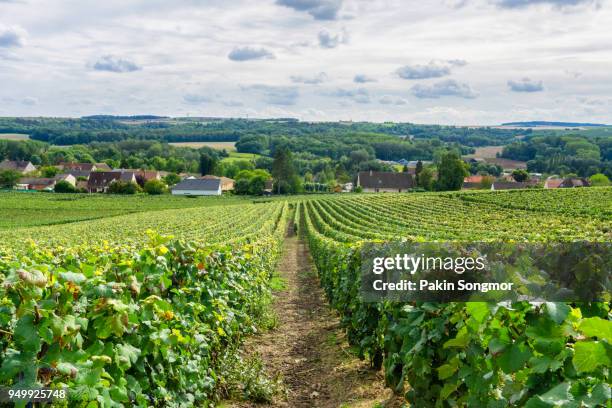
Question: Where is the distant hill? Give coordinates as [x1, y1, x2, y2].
[81, 115, 169, 120]
[501, 121, 608, 127]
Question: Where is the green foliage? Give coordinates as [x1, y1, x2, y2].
[234, 169, 271, 196]
[199, 152, 218, 176]
[436, 152, 467, 191]
[143, 179, 167, 195]
[301, 190, 611, 407]
[0, 202, 287, 406]
[417, 166, 434, 191]
[39, 166, 60, 178]
[162, 173, 181, 186]
[590, 173, 610, 186]
[271, 148, 301, 194]
[107, 181, 141, 195]
[54, 180, 77, 193]
[512, 168, 530, 182]
[0, 169, 21, 188]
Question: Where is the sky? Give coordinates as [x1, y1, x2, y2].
[0, 0, 611, 125]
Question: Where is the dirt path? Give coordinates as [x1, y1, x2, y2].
[228, 225, 401, 408]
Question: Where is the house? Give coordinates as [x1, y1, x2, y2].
[264, 179, 273, 195]
[356, 171, 414, 193]
[559, 178, 590, 188]
[544, 177, 590, 189]
[464, 175, 484, 184]
[171, 178, 222, 196]
[15, 177, 56, 191]
[60, 162, 111, 172]
[342, 182, 353, 192]
[544, 178, 564, 189]
[87, 171, 137, 193]
[0, 160, 36, 173]
[53, 173, 76, 187]
[201, 175, 235, 191]
[462, 182, 483, 190]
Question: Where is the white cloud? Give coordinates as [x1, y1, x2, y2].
[92, 55, 141, 73]
[396, 60, 466, 80]
[228, 46, 275, 61]
[21, 96, 38, 105]
[276, 0, 343, 20]
[330, 88, 370, 103]
[411, 80, 478, 99]
[379, 95, 407, 105]
[353, 74, 377, 83]
[183, 94, 212, 104]
[0, 24, 26, 48]
[318, 28, 348, 49]
[290, 72, 328, 84]
[246, 85, 299, 105]
[0, 0, 611, 123]
[507, 78, 544, 92]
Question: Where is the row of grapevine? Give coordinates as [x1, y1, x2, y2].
[301, 190, 611, 407]
[0, 202, 288, 407]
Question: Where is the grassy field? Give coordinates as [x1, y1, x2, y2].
[221, 151, 261, 163]
[0, 192, 249, 229]
[463, 145, 504, 158]
[0, 133, 29, 141]
[169, 141, 236, 151]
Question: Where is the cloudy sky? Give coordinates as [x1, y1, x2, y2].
[0, 0, 611, 124]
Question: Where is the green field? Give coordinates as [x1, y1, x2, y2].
[0, 188, 610, 406]
[221, 151, 261, 163]
[0, 192, 248, 229]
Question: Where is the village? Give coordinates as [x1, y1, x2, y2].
[0, 156, 595, 196]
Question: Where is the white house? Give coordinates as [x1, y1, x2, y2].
[171, 178, 222, 196]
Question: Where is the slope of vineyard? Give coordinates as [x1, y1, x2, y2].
[0, 201, 287, 407]
[301, 189, 612, 407]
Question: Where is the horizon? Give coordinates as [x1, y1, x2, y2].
[0, 115, 609, 128]
[1, 1, 612, 124]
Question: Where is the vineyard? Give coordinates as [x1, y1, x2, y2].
[0, 188, 611, 407]
[301, 187, 612, 407]
[0, 199, 288, 406]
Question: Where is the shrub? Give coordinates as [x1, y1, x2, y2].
[144, 179, 168, 195]
[54, 180, 77, 193]
[107, 181, 140, 194]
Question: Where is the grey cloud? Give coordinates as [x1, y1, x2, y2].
[507, 78, 544, 92]
[0, 25, 26, 48]
[290, 72, 328, 84]
[492, 0, 598, 8]
[353, 74, 377, 83]
[276, 0, 342, 20]
[411, 80, 478, 99]
[247, 85, 299, 105]
[318, 29, 348, 49]
[330, 88, 370, 104]
[397, 60, 466, 80]
[228, 46, 275, 61]
[183, 94, 212, 105]
[379, 95, 407, 105]
[223, 100, 244, 107]
[93, 55, 141, 73]
[21, 96, 37, 105]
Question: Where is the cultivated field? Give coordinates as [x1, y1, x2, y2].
[0, 188, 610, 406]
[0, 133, 29, 141]
[463, 145, 503, 158]
[168, 141, 236, 151]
